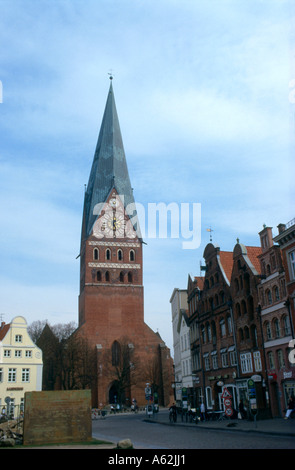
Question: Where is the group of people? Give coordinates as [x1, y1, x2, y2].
[170, 395, 295, 421]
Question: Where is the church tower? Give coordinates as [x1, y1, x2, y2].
[77, 79, 173, 407]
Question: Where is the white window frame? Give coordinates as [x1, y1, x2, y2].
[22, 368, 30, 383]
[8, 368, 16, 382]
[253, 351, 262, 371]
[240, 352, 253, 374]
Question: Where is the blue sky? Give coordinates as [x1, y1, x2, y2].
[0, 0, 294, 353]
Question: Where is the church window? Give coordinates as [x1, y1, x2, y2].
[111, 341, 121, 366]
[119, 271, 124, 282]
[118, 249, 123, 261]
[128, 272, 132, 283]
[105, 271, 110, 282]
[97, 271, 101, 282]
[93, 248, 99, 260]
[129, 250, 135, 261]
[106, 249, 111, 260]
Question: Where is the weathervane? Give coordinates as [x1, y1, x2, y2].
[108, 69, 114, 80]
[206, 227, 214, 242]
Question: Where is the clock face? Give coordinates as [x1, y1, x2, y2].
[93, 207, 126, 239]
[92, 196, 137, 240]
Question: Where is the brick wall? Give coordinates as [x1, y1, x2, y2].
[23, 390, 92, 445]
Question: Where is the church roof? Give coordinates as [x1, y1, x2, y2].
[82, 80, 139, 239]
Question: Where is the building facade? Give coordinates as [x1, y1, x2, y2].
[229, 242, 272, 417]
[76, 80, 173, 407]
[0, 316, 43, 417]
[273, 218, 295, 409]
[170, 288, 192, 406]
[178, 224, 295, 418]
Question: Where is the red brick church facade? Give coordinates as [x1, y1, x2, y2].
[76, 80, 173, 407]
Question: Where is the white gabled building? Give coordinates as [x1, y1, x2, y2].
[0, 316, 43, 417]
[170, 288, 193, 406]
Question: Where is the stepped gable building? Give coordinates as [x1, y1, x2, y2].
[77, 80, 173, 407]
[230, 242, 272, 416]
[188, 243, 237, 411]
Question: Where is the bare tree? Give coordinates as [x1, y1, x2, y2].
[101, 337, 144, 405]
[60, 335, 96, 391]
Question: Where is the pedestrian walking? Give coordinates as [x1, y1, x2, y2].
[284, 396, 295, 419]
[200, 402, 206, 421]
[239, 399, 247, 419]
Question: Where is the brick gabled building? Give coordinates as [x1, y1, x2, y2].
[273, 218, 295, 411]
[188, 243, 240, 412]
[76, 80, 173, 407]
[230, 242, 272, 417]
[257, 225, 293, 417]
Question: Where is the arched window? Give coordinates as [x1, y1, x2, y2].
[93, 248, 99, 260]
[129, 250, 135, 261]
[239, 328, 244, 341]
[244, 273, 250, 293]
[268, 351, 275, 369]
[106, 248, 111, 260]
[119, 271, 124, 282]
[227, 315, 233, 335]
[244, 326, 250, 339]
[128, 272, 132, 283]
[266, 289, 272, 305]
[283, 316, 291, 336]
[273, 286, 280, 302]
[201, 325, 206, 343]
[105, 271, 110, 282]
[235, 303, 241, 318]
[111, 341, 121, 366]
[118, 249, 123, 261]
[274, 318, 280, 338]
[211, 321, 217, 344]
[206, 322, 212, 342]
[241, 300, 247, 315]
[251, 325, 258, 347]
[214, 294, 219, 307]
[247, 296, 254, 320]
[220, 318, 226, 337]
[266, 321, 272, 340]
[97, 271, 101, 282]
[277, 349, 285, 368]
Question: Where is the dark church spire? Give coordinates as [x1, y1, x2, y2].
[82, 80, 140, 240]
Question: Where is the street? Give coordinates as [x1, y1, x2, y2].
[92, 409, 295, 450]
